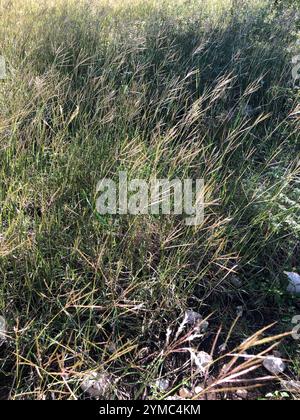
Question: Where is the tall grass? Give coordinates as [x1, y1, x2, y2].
[0, 0, 299, 399]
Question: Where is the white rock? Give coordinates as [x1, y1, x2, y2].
[236, 389, 248, 399]
[193, 351, 213, 373]
[263, 356, 286, 375]
[194, 385, 203, 394]
[185, 310, 209, 332]
[185, 310, 203, 325]
[81, 371, 112, 398]
[155, 378, 169, 391]
[284, 272, 300, 294]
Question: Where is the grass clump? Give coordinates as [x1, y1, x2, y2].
[0, 0, 299, 399]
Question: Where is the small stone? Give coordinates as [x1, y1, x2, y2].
[193, 351, 213, 373]
[155, 378, 169, 392]
[179, 387, 192, 399]
[263, 356, 286, 375]
[236, 389, 248, 399]
[284, 272, 300, 295]
[81, 371, 112, 398]
[185, 310, 209, 332]
[185, 310, 203, 325]
[194, 385, 203, 394]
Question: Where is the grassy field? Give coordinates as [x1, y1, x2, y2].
[0, 0, 300, 400]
